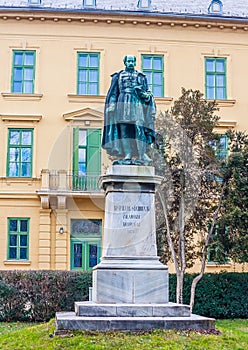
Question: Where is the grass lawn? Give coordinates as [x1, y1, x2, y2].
[0, 319, 247, 350]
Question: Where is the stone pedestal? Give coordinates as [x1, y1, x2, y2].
[93, 258, 168, 304]
[56, 166, 215, 332]
[93, 165, 168, 304]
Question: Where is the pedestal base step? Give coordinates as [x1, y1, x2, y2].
[75, 302, 190, 317]
[56, 312, 215, 332]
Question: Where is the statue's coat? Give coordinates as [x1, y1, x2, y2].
[102, 70, 156, 157]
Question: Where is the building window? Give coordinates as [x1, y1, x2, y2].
[70, 219, 101, 270]
[77, 52, 100, 95]
[138, 0, 151, 9]
[208, 0, 223, 14]
[83, 0, 96, 7]
[216, 135, 228, 160]
[205, 57, 227, 100]
[7, 128, 33, 177]
[7, 218, 29, 260]
[28, 0, 41, 5]
[73, 128, 101, 190]
[11, 50, 36, 94]
[142, 55, 164, 97]
[210, 134, 228, 160]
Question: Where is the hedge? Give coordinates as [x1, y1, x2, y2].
[0, 270, 92, 322]
[0, 271, 247, 322]
[169, 273, 248, 319]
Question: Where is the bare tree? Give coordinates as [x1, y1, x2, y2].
[153, 88, 224, 307]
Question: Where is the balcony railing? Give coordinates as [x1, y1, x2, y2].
[70, 172, 100, 191]
[41, 169, 101, 192]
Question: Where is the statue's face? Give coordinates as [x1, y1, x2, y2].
[125, 56, 136, 70]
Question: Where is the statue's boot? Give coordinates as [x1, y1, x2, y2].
[121, 139, 132, 164]
[113, 138, 132, 165]
[137, 141, 152, 165]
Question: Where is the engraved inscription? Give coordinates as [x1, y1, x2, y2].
[113, 205, 150, 228]
[114, 205, 150, 212]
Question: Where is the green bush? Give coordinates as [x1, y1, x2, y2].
[0, 271, 247, 322]
[0, 270, 92, 322]
[169, 272, 248, 319]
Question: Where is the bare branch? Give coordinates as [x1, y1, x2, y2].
[189, 185, 225, 312]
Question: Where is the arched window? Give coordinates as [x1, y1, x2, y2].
[83, 0, 96, 7]
[138, 0, 151, 10]
[28, 0, 41, 5]
[208, 0, 223, 15]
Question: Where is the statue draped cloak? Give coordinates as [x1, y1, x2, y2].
[102, 70, 156, 157]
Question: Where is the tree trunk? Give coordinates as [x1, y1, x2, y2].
[176, 271, 184, 304]
[178, 186, 186, 304]
[174, 174, 187, 305]
[189, 188, 224, 312]
[158, 189, 182, 302]
[158, 189, 179, 272]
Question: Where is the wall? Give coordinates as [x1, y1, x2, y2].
[0, 10, 247, 271]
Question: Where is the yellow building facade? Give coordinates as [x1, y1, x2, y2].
[0, 2, 247, 273]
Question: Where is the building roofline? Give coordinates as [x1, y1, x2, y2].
[0, 7, 248, 32]
[0, 6, 247, 23]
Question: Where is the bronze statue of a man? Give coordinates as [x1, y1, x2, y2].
[102, 55, 156, 165]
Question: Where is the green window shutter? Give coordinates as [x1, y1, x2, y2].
[7, 128, 33, 177]
[86, 129, 101, 190]
[77, 52, 100, 95]
[205, 57, 227, 100]
[73, 128, 101, 174]
[142, 54, 164, 97]
[73, 128, 101, 190]
[73, 127, 87, 189]
[11, 50, 36, 94]
[7, 218, 29, 260]
[86, 129, 101, 174]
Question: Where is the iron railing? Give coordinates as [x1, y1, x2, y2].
[42, 170, 101, 192]
[69, 172, 100, 191]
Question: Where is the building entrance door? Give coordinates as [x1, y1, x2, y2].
[70, 219, 101, 271]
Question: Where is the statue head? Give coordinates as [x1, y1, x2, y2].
[123, 55, 136, 71]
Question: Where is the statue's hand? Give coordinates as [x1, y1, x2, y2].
[141, 92, 151, 102]
[106, 104, 115, 113]
[134, 86, 151, 102]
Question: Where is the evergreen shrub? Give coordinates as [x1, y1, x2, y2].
[0, 271, 247, 321]
[0, 270, 92, 322]
[169, 272, 248, 319]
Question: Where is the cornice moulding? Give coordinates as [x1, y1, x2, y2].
[155, 97, 173, 105]
[0, 114, 42, 122]
[1, 92, 43, 101]
[3, 260, 31, 265]
[216, 120, 237, 128]
[208, 99, 236, 107]
[0, 10, 248, 32]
